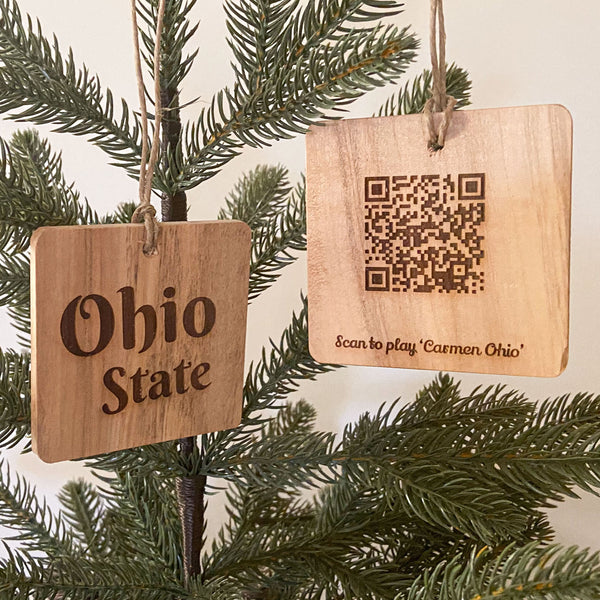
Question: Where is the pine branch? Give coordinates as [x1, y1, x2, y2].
[210, 429, 336, 489]
[0, 253, 27, 310]
[209, 404, 321, 557]
[137, 0, 199, 92]
[0, 462, 74, 559]
[101, 201, 138, 224]
[203, 297, 338, 471]
[209, 462, 551, 599]
[0, 130, 97, 254]
[339, 450, 531, 543]
[247, 179, 306, 301]
[219, 165, 306, 301]
[226, 0, 405, 92]
[179, 16, 418, 189]
[311, 480, 502, 584]
[206, 381, 530, 543]
[86, 441, 182, 479]
[265, 398, 320, 439]
[136, 0, 200, 200]
[332, 376, 600, 543]
[76, 473, 178, 568]
[0, 130, 95, 345]
[84, 445, 194, 574]
[216, 441, 531, 544]
[207, 406, 470, 599]
[105, 471, 183, 577]
[0, 547, 185, 600]
[0, 130, 143, 347]
[405, 544, 600, 600]
[218, 165, 292, 229]
[0, 253, 29, 347]
[221, 480, 314, 541]
[57, 480, 108, 557]
[207, 401, 334, 492]
[239, 297, 337, 425]
[207, 517, 411, 600]
[0, 0, 142, 177]
[207, 493, 417, 600]
[3, 474, 187, 595]
[377, 63, 471, 116]
[0, 349, 30, 449]
[211, 376, 600, 547]
[398, 378, 600, 505]
[186, 577, 246, 600]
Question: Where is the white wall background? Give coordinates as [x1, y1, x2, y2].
[1, 0, 599, 549]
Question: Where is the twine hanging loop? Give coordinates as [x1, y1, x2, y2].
[131, 203, 159, 253]
[424, 0, 457, 151]
[130, 0, 166, 255]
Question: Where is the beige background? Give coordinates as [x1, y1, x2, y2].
[1, 1, 599, 547]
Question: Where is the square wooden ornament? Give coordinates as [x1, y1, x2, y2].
[306, 105, 572, 377]
[31, 221, 251, 462]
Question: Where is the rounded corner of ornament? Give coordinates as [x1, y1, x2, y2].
[550, 103, 573, 127]
[31, 443, 61, 465]
[556, 345, 570, 377]
[542, 346, 569, 378]
[235, 220, 253, 239]
[30, 226, 49, 250]
[307, 338, 329, 366]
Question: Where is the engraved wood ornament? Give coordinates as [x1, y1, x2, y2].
[31, 221, 251, 462]
[306, 104, 572, 377]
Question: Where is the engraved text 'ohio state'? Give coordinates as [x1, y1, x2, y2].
[59, 285, 215, 416]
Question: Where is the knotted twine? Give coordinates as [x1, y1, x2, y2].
[130, 0, 166, 255]
[423, 0, 457, 150]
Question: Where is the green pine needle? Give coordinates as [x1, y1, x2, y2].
[0, 0, 143, 180]
[377, 62, 472, 116]
[0, 350, 30, 450]
[219, 165, 307, 301]
[0, 546, 185, 600]
[0, 130, 96, 254]
[406, 543, 600, 600]
[57, 480, 108, 555]
[0, 461, 74, 558]
[178, 1, 418, 190]
[0, 130, 147, 346]
[204, 296, 339, 471]
[137, 0, 199, 92]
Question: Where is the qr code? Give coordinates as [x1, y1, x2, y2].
[364, 174, 485, 293]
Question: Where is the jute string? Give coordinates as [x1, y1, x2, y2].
[130, 0, 166, 255]
[130, 3, 203, 579]
[423, 0, 457, 150]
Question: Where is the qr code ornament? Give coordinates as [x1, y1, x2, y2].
[364, 173, 485, 294]
[306, 105, 572, 377]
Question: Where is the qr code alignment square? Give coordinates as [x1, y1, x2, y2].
[364, 174, 485, 293]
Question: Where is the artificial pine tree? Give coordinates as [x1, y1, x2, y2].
[0, 1, 600, 598]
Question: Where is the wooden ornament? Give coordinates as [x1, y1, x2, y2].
[31, 221, 251, 462]
[306, 104, 572, 377]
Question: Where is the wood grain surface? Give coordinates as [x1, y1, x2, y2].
[306, 105, 572, 377]
[31, 221, 251, 462]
